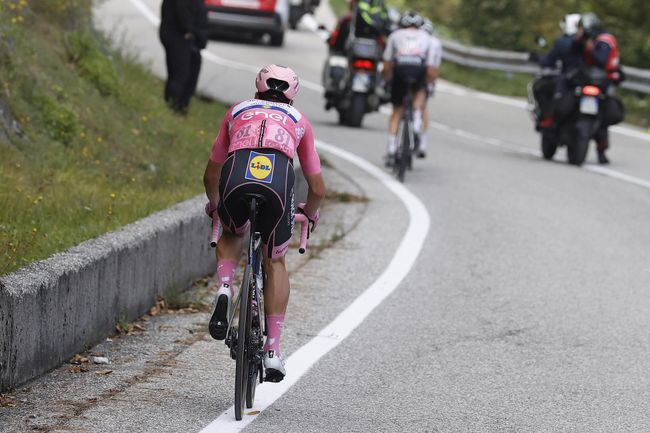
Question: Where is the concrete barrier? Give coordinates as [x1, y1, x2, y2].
[0, 169, 307, 392]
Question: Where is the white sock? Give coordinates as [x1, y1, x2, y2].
[419, 133, 427, 153]
[414, 110, 423, 133]
[387, 134, 397, 155]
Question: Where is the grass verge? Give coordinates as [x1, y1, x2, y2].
[0, 1, 227, 275]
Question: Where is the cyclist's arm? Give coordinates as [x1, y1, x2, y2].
[425, 39, 438, 84]
[203, 160, 222, 209]
[203, 109, 232, 207]
[382, 34, 395, 81]
[296, 121, 325, 216]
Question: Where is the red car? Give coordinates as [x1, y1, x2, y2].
[204, 0, 289, 46]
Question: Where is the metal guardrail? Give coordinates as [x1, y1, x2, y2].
[440, 38, 650, 94]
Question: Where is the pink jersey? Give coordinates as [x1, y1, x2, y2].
[210, 99, 321, 175]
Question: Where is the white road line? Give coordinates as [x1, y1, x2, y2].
[429, 122, 650, 190]
[583, 165, 650, 189]
[198, 142, 430, 431]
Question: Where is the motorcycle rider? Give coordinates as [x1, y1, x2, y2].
[382, 11, 437, 164]
[324, 0, 389, 111]
[418, 18, 442, 158]
[327, 0, 389, 54]
[580, 12, 624, 164]
[532, 13, 584, 130]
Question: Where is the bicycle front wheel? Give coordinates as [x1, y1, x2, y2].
[234, 265, 251, 421]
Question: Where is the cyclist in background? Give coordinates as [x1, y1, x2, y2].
[203, 64, 326, 382]
[382, 11, 437, 165]
[418, 18, 442, 158]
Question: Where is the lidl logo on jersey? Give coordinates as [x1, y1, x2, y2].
[245, 152, 275, 183]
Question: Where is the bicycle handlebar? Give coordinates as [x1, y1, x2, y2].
[210, 213, 310, 254]
[210, 217, 222, 248]
[294, 213, 310, 254]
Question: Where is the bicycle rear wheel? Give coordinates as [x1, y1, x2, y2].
[234, 264, 251, 421]
[246, 259, 263, 408]
[397, 118, 410, 182]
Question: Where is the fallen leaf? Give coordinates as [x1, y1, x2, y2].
[69, 354, 89, 365]
[132, 324, 146, 332]
[247, 411, 261, 415]
[69, 365, 89, 373]
[0, 394, 16, 408]
[95, 370, 113, 375]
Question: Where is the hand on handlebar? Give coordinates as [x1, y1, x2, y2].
[296, 203, 320, 234]
[205, 201, 216, 218]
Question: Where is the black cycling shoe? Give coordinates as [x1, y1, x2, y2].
[598, 151, 610, 165]
[209, 286, 231, 340]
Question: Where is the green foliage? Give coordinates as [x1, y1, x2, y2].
[29, 0, 90, 29]
[33, 93, 78, 145]
[401, 0, 649, 68]
[66, 31, 120, 96]
[0, 1, 228, 275]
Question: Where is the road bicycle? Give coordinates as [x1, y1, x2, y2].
[393, 75, 419, 183]
[210, 195, 310, 420]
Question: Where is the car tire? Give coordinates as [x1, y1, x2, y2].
[270, 31, 284, 47]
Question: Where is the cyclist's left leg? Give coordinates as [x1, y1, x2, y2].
[209, 152, 250, 340]
[413, 88, 429, 157]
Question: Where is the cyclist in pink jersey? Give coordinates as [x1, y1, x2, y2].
[203, 64, 325, 382]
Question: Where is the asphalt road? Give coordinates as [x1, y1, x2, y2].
[4, 0, 650, 431]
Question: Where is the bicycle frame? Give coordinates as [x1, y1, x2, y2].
[208, 195, 311, 420]
[395, 81, 417, 182]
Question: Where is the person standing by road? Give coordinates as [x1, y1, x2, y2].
[159, 0, 207, 114]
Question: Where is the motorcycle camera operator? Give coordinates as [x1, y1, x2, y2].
[580, 12, 625, 164]
[531, 14, 584, 132]
[323, 0, 390, 107]
[531, 12, 625, 165]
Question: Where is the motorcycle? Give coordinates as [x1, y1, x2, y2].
[322, 37, 385, 127]
[288, 0, 319, 30]
[528, 66, 611, 166]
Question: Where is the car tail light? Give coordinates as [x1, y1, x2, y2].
[582, 85, 600, 96]
[353, 60, 374, 70]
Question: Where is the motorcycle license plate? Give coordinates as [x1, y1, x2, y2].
[579, 96, 598, 115]
[351, 72, 371, 92]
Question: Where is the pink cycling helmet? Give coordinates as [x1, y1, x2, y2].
[255, 64, 300, 101]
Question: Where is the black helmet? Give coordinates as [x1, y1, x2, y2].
[580, 12, 601, 38]
[399, 11, 424, 28]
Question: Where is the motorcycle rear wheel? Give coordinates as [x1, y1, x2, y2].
[541, 134, 557, 160]
[346, 93, 366, 128]
[568, 119, 592, 166]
